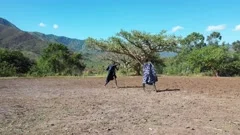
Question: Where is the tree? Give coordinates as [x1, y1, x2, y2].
[232, 40, 240, 53]
[180, 32, 206, 50]
[0, 61, 16, 77]
[164, 32, 206, 76]
[207, 32, 222, 45]
[86, 29, 178, 75]
[188, 46, 230, 77]
[105, 52, 140, 75]
[33, 43, 85, 76]
[218, 52, 240, 76]
[0, 49, 33, 76]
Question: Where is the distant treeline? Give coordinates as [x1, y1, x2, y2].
[1, 30, 240, 77]
[0, 43, 85, 77]
[86, 30, 240, 77]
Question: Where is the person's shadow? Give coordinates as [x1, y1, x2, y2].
[155, 88, 180, 92]
[118, 86, 143, 89]
[118, 86, 180, 93]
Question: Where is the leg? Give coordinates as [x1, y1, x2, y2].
[105, 79, 109, 86]
[153, 83, 157, 91]
[105, 81, 109, 86]
[143, 83, 145, 91]
[114, 77, 118, 88]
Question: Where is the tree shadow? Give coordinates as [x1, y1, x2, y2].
[156, 88, 180, 93]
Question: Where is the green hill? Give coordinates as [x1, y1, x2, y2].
[0, 17, 85, 57]
[0, 23, 49, 55]
[29, 32, 85, 52]
[0, 18, 19, 29]
[0, 17, 176, 59]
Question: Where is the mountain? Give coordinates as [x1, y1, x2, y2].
[0, 17, 175, 59]
[0, 17, 85, 57]
[0, 18, 49, 56]
[29, 32, 85, 51]
[0, 18, 19, 29]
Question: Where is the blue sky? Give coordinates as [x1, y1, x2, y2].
[1, 0, 240, 43]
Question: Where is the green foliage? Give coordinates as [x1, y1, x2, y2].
[1, 19, 240, 77]
[30, 43, 85, 76]
[188, 46, 229, 76]
[163, 50, 197, 76]
[206, 32, 222, 45]
[218, 53, 240, 76]
[164, 37, 240, 77]
[0, 61, 16, 77]
[232, 40, 240, 53]
[0, 49, 33, 76]
[165, 45, 240, 77]
[180, 32, 206, 50]
[86, 29, 178, 75]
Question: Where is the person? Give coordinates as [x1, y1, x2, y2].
[105, 62, 119, 88]
[142, 59, 158, 91]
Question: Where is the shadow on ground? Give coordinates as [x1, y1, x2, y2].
[156, 89, 180, 92]
[118, 86, 143, 89]
[118, 86, 180, 93]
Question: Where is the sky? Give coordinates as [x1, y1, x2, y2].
[1, 0, 240, 43]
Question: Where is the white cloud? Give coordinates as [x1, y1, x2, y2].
[172, 26, 184, 32]
[206, 24, 226, 31]
[39, 22, 46, 27]
[233, 24, 240, 31]
[53, 24, 59, 29]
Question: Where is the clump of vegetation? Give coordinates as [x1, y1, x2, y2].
[163, 32, 240, 76]
[86, 29, 178, 75]
[1, 30, 240, 77]
[30, 43, 85, 76]
[0, 49, 33, 77]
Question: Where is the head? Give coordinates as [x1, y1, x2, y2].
[145, 58, 150, 63]
[112, 61, 119, 66]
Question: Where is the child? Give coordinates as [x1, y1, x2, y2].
[105, 62, 119, 88]
[142, 59, 158, 91]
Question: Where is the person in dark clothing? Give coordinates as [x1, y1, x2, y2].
[105, 62, 119, 88]
[142, 59, 158, 91]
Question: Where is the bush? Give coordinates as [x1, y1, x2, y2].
[0, 61, 16, 77]
[32, 43, 85, 76]
[0, 49, 33, 77]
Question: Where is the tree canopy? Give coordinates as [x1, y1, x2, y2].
[232, 40, 240, 53]
[31, 43, 85, 76]
[0, 49, 33, 76]
[86, 29, 178, 75]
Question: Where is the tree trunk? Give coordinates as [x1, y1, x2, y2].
[135, 69, 141, 76]
[133, 63, 141, 75]
[213, 70, 219, 77]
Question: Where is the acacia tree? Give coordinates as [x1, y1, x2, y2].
[180, 32, 206, 50]
[207, 32, 222, 45]
[86, 29, 178, 75]
[98, 52, 136, 74]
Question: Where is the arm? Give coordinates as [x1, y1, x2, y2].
[151, 64, 157, 76]
[106, 66, 109, 71]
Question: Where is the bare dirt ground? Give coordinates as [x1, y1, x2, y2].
[0, 76, 240, 135]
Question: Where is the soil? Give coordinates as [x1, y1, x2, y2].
[0, 76, 240, 135]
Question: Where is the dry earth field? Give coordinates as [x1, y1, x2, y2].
[0, 76, 240, 135]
